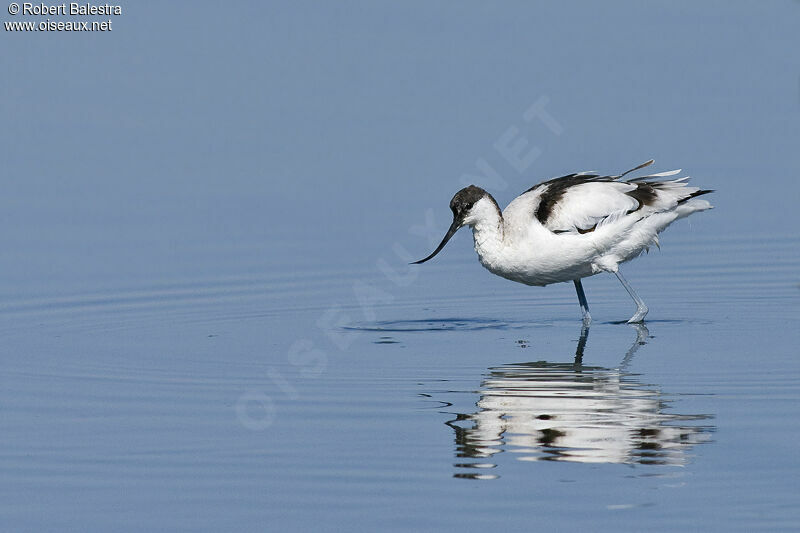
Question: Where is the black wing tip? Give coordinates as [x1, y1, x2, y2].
[691, 189, 714, 198]
[677, 189, 714, 205]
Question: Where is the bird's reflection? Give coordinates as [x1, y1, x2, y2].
[444, 324, 714, 479]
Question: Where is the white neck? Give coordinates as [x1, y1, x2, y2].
[464, 197, 505, 265]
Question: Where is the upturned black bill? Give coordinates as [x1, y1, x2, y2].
[411, 218, 461, 264]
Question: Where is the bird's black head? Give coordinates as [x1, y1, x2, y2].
[412, 185, 490, 265]
[449, 185, 489, 224]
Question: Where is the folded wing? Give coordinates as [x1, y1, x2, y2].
[528, 161, 711, 234]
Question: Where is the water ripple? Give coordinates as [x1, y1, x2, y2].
[344, 318, 543, 333]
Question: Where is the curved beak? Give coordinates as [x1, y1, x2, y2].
[411, 218, 461, 264]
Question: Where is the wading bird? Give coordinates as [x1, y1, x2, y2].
[413, 160, 712, 323]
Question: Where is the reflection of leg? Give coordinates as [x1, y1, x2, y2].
[614, 270, 648, 323]
[574, 321, 590, 367]
[620, 323, 649, 369]
[573, 279, 592, 325]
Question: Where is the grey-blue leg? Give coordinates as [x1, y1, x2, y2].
[574, 320, 590, 367]
[614, 270, 648, 323]
[573, 279, 592, 325]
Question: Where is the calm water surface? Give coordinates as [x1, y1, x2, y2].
[3, 1, 799, 530]
[0, 233, 798, 531]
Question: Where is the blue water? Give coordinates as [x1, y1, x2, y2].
[2, 1, 800, 531]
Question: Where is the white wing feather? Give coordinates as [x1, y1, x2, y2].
[545, 182, 639, 233]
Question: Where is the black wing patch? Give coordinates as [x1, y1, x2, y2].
[625, 182, 659, 212]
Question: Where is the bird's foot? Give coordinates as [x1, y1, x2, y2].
[626, 304, 649, 324]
